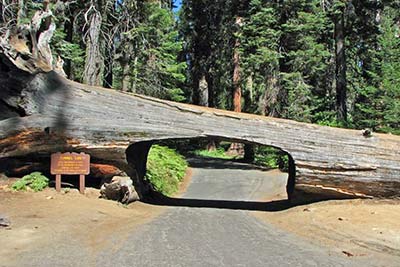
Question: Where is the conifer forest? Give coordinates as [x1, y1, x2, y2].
[1, 0, 399, 133]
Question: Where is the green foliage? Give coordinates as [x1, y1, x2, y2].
[51, 28, 85, 80]
[353, 6, 400, 134]
[194, 144, 288, 171]
[193, 148, 236, 160]
[12, 172, 49, 192]
[254, 146, 288, 171]
[117, 2, 187, 101]
[145, 145, 188, 196]
[9, 1, 400, 136]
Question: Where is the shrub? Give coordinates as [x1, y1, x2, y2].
[193, 148, 236, 159]
[254, 146, 288, 171]
[145, 145, 188, 196]
[12, 172, 49, 192]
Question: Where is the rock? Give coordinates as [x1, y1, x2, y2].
[100, 176, 139, 204]
[0, 214, 10, 227]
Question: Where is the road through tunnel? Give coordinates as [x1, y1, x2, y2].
[126, 138, 297, 211]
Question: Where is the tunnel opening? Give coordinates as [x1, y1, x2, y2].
[126, 138, 297, 211]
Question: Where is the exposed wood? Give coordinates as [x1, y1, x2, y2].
[1, 12, 400, 200]
[0, 64, 399, 198]
[0, 9, 55, 73]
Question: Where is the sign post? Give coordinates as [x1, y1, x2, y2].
[51, 152, 90, 194]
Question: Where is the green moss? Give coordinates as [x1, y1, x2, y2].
[145, 145, 188, 196]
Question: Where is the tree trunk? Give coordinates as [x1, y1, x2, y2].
[334, 8, 347, 123]
[83, 10, 103, 86]
[232, 16, 242, 113]
[262, 72, 281, 117]
[121, 55, 131, 92]
[17, 0, 26, 24]
[198, 74, 217, 151]
[131, 55, 138, 93]
[198, 74, 209, 107]
[243, 144, 255, 163]
[103, 43, 114, 88]
[1, 64, 399, 200]
[63, 15, 74, 79]
[1, 11, 400, 201]
[229, 16, 244, 156]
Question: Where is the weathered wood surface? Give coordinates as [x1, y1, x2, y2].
[0, 64, 399, 198]
[1, 11, 399, 199]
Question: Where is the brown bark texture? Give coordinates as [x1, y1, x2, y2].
[232, 16, 242, 113]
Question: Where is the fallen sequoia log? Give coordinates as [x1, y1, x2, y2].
[1, 10, 400, 200]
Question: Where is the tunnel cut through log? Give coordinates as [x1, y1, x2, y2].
[125, 139, 297, 200]
[1, 10, 400, 200]
[0, 65, 399, 200]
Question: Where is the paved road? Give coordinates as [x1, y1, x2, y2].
[15, 157, 371, 267]
[96, 157, 360, 267]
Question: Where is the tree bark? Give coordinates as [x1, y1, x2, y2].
[1, 65, 399, 199]
[83, 9, 103, 86]
[262, 72, 281, 117]
[232, 16, 242, 113]
[198, 74, 209, 107]
[1, 11, 400, 200]
[228, 16, 244, 156]
[334, 7, 347, 123]
[121, 56, 131, 92]
[17, 0, 26, 24]
[103, 43, 113, 88]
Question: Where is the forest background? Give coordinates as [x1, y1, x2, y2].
[1, 0, 399, 135]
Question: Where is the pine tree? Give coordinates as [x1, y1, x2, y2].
[354, 5, 400, 134]
[115, 1, 186, 100]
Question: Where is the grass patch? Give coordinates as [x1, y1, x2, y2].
[12, 172, 49, 192]
[193, 148, 236, 159]
[194, 145, 288, 171]
[145, 145, 188, 196]
[254, 146, 288, 171]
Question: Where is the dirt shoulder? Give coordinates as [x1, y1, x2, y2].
[0, 169, 192, 267]
[251, 198, 400, 264]
[0, 188, 164, 267]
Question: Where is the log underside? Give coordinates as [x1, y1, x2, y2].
[1, 58, 399, 199]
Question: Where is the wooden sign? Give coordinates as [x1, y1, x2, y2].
[51, 152, 90, 194]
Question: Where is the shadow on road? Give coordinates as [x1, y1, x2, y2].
[142, 156, 294, 212]
[143, 193, 293, 212]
